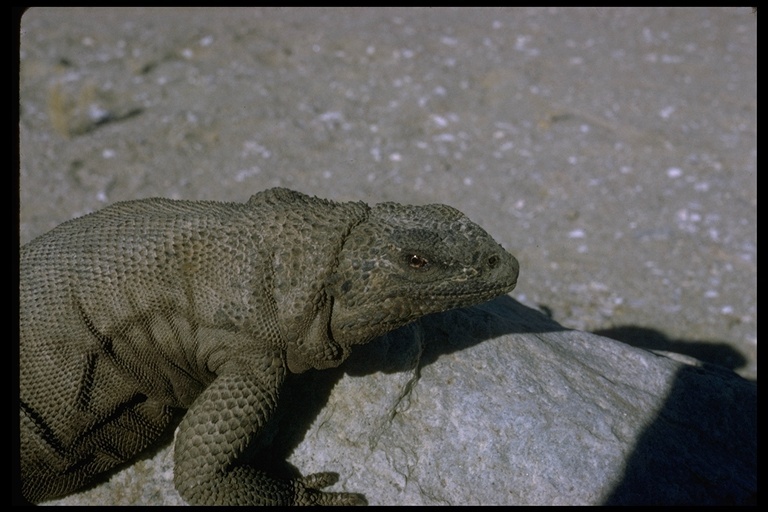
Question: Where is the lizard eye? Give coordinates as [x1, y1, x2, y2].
[407, 254, 429, 269]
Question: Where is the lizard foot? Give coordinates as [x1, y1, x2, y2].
[295, 472, 367, 506]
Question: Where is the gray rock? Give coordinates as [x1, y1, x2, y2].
[42, 297, 756, 505]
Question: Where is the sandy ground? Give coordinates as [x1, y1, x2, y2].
[18, 7, 756, 379]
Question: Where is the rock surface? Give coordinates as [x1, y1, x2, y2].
[42, 298, 756, 505]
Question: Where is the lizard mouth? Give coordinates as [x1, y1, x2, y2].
[330, 277, 517, 346]
[386, 272, 518, 304]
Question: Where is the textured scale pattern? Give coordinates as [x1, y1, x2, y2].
[19, 187, 519, 505]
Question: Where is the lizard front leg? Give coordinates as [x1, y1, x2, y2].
[173, 372, 365, 505]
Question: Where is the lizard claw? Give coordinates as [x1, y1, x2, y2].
[296, 472, 367, 506]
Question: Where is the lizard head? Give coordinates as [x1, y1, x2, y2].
[326, 201, 519, 347]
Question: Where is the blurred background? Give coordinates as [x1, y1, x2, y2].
[19, 7, 756, 379]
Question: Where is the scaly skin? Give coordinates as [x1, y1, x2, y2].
[20, 187, 519, 505]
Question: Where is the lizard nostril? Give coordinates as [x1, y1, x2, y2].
[488, 254, 499, 268]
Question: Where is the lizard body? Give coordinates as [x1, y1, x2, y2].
[20, 187, 519, 505]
